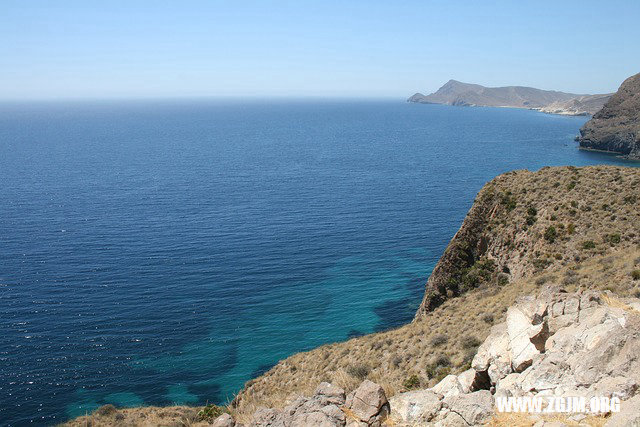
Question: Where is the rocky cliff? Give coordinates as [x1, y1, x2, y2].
[578, 72, 640, 158]
[409, 80, 610, 116]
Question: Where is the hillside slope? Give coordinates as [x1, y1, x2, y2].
[409, 80, 610, 115]
[578, 72, 640, 158]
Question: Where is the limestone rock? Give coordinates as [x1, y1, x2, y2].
[212, 413, 235, 427]
[605, 394, 640, 426]
[252, 408, 284, 427]
[388, 389, 442, 424]
[431, 375, 463, 398]
[442, 390, 493, 426]
[251, 383, 347, 426]
[345, 380, 389, 426]
[472, 323, 512, 384]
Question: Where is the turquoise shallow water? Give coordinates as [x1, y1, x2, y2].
[0, 100, 634, 425]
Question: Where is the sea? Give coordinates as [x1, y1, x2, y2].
[0, 99, 634, 425]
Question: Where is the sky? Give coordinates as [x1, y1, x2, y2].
[1, 0, 639, 100]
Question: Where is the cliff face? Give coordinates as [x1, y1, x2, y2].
[578, 72, 640, 158]
[414, 165, 640, 316]
[410, 80, 610, 115]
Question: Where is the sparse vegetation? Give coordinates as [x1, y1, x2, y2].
[607, 233, 621, 245]
[346, 364, 369, 380]
[197, 404, 228, 422]
[460, 335, 481, 350]
[544, 226, 557, 243]
[430, 334, 448, 347]
[95, 405, 117, 417]
[402, 375, 421, 390]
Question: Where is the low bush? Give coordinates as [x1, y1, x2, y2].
[403, 375, 421, 390]
[430, 334, 449, 347]
[544, 226, 557, 243]
[347, 364, 370, 380]
[197, 405, 227, 422]
[460, 335, 481, 350]
[95, 405, 117, 417]
[482, 313, 494, 324]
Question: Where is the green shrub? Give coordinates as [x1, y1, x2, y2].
[403, 375, 421, 390]
[632, 270, 640, 281]
[567, 181, 576, 190]
[608, 233, 621, 245]
[497, 273, 509, 286]
[567, 223, 576, 235]
[582, 240, 596, 250]
[500, 191, 517, 212]
[197, 405, 228, 422]
[544, 226, 557, 243]
[527, 206, 537, 216]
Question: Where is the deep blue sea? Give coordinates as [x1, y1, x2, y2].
[0, 100, 633, 425]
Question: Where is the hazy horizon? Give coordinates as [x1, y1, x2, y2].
[1, 0, 639, 100]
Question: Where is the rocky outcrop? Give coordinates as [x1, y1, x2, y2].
[246, 380, 390, 427]
[251, 382, 348, 426]
[344, 380, 390, 426]
[409, 80, 611, 116]
[392, 288, 640, 425]
[578, 72, 640, 158]
[485, 288, 640, 401]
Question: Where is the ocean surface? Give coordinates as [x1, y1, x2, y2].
[0, 100, 634, 425]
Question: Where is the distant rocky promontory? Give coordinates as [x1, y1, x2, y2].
[578, 72, 640, 159]
[409, 79, 611, 116]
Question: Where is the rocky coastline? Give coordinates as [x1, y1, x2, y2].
[578, 73, 640, 159]
[408, 80, 611, 116]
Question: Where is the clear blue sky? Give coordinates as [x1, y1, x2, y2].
[1, 0, 639, 100]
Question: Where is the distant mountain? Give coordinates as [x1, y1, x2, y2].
[408, 80, 611, 116]
[578, 72, 640, 158]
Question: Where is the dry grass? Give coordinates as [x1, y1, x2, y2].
[61, 405, 205, 427]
